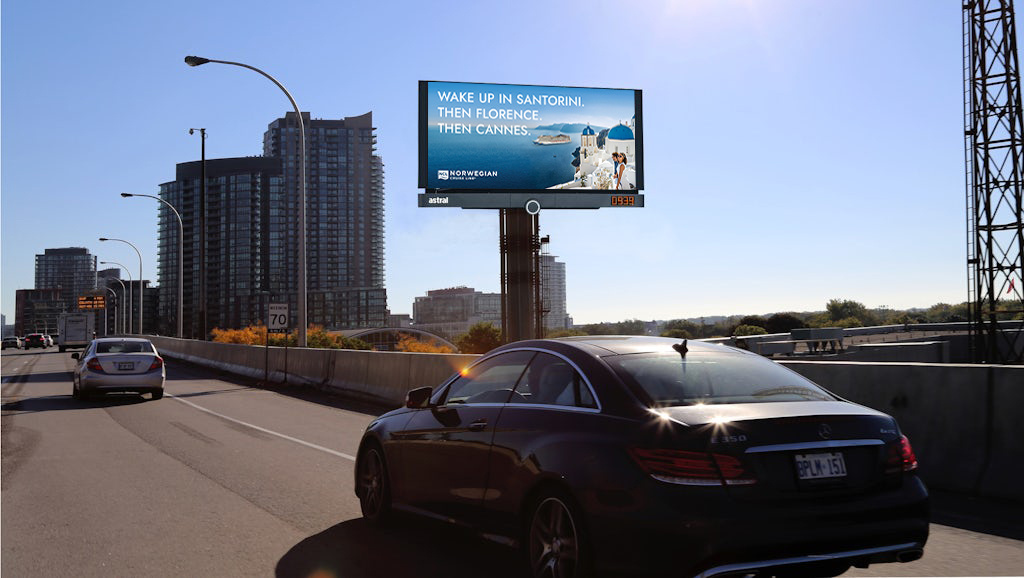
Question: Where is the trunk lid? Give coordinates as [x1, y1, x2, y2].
[659, 401, 904, 499]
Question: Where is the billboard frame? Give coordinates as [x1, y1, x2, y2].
[418, 80, 644, 210]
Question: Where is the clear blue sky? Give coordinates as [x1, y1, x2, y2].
[1, 1, 979, 326]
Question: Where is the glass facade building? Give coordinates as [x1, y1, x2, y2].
[541, 253, 572, 332]
[33, 247, 97, 310]
[264, 112, 387, 329]
[157, 112, 386, 337]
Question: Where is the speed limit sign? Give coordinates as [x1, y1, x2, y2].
[268, 303, 289, 333]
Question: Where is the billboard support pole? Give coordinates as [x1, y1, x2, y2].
[500, 208, 540, 342]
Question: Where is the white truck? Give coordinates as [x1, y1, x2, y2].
[58, 312, 95, 352]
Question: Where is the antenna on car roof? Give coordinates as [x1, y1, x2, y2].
[672, 340, 688, 357]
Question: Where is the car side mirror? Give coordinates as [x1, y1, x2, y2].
[405, 386, 434, 409]
[70, 353, 80, 360]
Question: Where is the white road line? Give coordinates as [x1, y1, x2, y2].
[169, 393, 357, 462]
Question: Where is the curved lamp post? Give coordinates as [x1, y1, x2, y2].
[99, 238, 143, 334]
[187, 128, 207, 340]
[103, 287, 118, 335]
[185, 55, 307, 347]
[122, 192, 183, 338]
[101, 262, 131, 335]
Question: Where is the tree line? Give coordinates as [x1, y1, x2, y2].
[209, 299, 1016, 355]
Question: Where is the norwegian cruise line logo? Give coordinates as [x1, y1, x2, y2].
[438, 169, 498, 182]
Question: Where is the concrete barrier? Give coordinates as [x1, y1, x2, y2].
[782, 361, 1023, 502]
[148, 336, 477, 406]
[146, 336, 1022, 502]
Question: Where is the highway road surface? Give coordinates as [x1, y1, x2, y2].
[3, 347, 1022, 577]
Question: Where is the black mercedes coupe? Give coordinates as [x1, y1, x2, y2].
[354, 336, 928, 577]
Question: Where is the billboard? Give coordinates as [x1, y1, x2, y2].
[419, 81, 643, 209]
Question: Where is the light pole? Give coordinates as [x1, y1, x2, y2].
[103, 287, 118, 335]
[188, 128, 207, 340]
[101, 262, 131, 335]
[122, 192, 184, 338]
[99, 238, 144, 334]
[185, 55, 307, 348]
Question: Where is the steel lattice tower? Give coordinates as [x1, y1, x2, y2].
[964, 0, 1024, 363]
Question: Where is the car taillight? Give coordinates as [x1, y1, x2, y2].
[148, 357, 164, 371]
[86, 359, 104, 373]
[886, 435, 918, 473]
[629, 448, 757, 486]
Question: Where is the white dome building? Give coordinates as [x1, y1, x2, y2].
[580, 124, 597, 157]
[606, 122, 636, 160]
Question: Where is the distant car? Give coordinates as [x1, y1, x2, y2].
[1, 337, 21, 350]
[71, 337, 165, 400]
[23, 333, 47, 349]
[43, 335, 54, 347]
[355, 336, 929, 578]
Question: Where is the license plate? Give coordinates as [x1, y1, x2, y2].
[795, 452, 847, 480]
[117, 362, 134, 371]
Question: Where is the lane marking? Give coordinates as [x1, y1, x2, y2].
[168, 393, 357, 461]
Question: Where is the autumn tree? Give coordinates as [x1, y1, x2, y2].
[395, 333, 454, 353]
[211, 324, 369, 349]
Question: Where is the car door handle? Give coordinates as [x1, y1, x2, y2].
[468, 419, 489, 431]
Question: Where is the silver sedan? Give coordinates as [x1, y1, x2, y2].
[71, 338, 165, 400]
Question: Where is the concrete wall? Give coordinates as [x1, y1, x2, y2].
[148, 336, 1023, 502]
[782, 361, 1023, 502]
[148, 336, 477, 406]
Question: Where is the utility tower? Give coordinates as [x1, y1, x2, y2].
[963, 0, 1024, 363]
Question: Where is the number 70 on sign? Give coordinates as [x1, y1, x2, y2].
[268, 304, 289, 333]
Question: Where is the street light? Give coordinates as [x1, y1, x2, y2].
[122, 192, 184, 338]
[101, 263, 131, 335]
[187, 128, 207, 340]
[185, 55, 307, 347]
[99, 238, 143, 334]
[103, 287, 118, 335]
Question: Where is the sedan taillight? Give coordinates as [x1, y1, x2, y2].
[86, 358, 104, 373]
[148, 357, 164, 371]
[629, 448, 757, 486]
[886, 435, 918, 473]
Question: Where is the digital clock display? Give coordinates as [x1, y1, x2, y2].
[610, 195, 636, 206]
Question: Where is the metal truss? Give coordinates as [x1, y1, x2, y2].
[964, 0, 1024, 363]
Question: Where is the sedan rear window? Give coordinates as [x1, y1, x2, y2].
[606, 351, 836, 406]
[96, 341, 154, 354]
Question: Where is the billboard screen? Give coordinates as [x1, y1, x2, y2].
[419, 81, 643, 209]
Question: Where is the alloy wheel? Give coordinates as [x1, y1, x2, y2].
[529, 496, 582, 578]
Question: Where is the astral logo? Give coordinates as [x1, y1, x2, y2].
[428, 196, 449, 204]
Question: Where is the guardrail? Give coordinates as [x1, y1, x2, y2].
[147, 336, 1023, 503]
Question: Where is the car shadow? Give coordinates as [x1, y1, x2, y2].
[276, 515, 524, 578]
[166, 357, 395, 417]
[1, 393, 151, 414]
[11, 370, 76, 382]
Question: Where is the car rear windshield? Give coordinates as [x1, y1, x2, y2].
[96, 341, 154, 354]
[605, 351, 836, 406]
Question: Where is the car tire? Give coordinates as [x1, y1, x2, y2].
[525, 489, 592, 578]
[151, 389, 164, 400]
[356, 444, 392, 524]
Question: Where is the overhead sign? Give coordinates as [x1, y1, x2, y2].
[268, 303, 289, 333]
[419, 81, 644, 209]
[77, 295, 106, 310]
